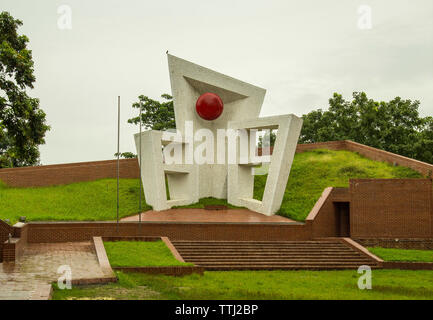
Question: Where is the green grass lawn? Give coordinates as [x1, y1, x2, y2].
[52, 269, 433, 300]
[0, 149, 421, 223]
[254, 149, 421, 220]
[103, 241, 192, 267]
[0, 178, 150, 224]
[174, 197, 240, 209]
[368, 247, 433, 262]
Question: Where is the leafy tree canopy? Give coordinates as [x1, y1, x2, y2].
[0, 12, 49, 168]
[300, 92, 433, 164]
[128, 94, 175, 131]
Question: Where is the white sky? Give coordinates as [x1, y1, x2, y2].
[1, 0, 432, 164]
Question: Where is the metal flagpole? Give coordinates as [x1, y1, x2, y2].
[116, 96, 120, 233]
[139, 104, 142, 230]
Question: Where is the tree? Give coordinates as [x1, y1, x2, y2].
[114, 152, 137, 159]
[128, 94, 175, 131]
[300, 92, 433, 164]
[0, 12, 49, 168]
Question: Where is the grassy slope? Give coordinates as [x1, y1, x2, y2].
[0, 178, 150, 224]
[254, 149, 421, 220]
[0, 149, 421, 223]
[52, 270, 433, 300]
[103, 241, 192, 267]
[368, 247, 433, 262]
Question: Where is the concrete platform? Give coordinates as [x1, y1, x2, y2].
[121, 208, 295, 223]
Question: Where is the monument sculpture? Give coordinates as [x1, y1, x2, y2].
[134, 55, 302, 215]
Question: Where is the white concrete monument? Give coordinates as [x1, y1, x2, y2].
[134, 55, 302, 216]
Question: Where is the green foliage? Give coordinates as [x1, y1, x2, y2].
[114, 152, 137, 159]
[254, 149, 421, 221]
[0, 178, 150, 224]
[52, 269, 433, 300]
[128, 94, 175, 131]
[104, 241, 192, 267]
[369, 247, 433, 262]
[0, 12, 49, 168]
[300, 92, 433, 164]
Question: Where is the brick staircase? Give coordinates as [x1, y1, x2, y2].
[171, 240, 380, 270]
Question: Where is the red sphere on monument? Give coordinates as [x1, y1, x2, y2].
[195, 92, 224, 121]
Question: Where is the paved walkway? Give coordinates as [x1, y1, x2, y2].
[121, 208, 295, 223]
[0, 242, 106, 300]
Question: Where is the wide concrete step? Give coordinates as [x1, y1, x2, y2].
[173, 243, 346, 248]
[189, 259, 373, 264]
[172, 240, 347, 244]
[176, 249, 355, 254]
[183, 254, 368, 259]
[181, 252, 364, 257]
[172, 239, 380, 271]
[175, 245, 351, 249]
[174, 245, 349, 250]
[172, 241, 342, 244]
[192, 260, 376, 265]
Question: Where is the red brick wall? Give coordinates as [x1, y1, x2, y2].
[0, 220, 12, 241]
[306, 179, 433, 240]
[0, 223, 28, 262]
[25, 221, 311, 243]
[0, 158, 139, 187]
[350, 179, 433, 238]
[0, 220, 13, 262]
[354, 238, 433, 250]
[296, 140, 347, 153]
[2, 242, 16, 262]
[305, 187, 350, 238]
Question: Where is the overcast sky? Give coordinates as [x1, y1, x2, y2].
[2, 0, 432, 164]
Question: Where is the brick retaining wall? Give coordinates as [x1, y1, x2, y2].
[25, 221, 311, 243]
[305, 187, 350, 238]
[0, 158, 139, 187]
[354, 238, 433, 250]
[350, 179, 433, 238]
[0, 220, 13, 262]
[296, 140, 347, 153]
[305, 180, 433, 240]
[1, 223, 28, 262]
[381, 261, 433, 270]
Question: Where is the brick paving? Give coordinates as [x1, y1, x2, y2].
[0, 242, 107, 300]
